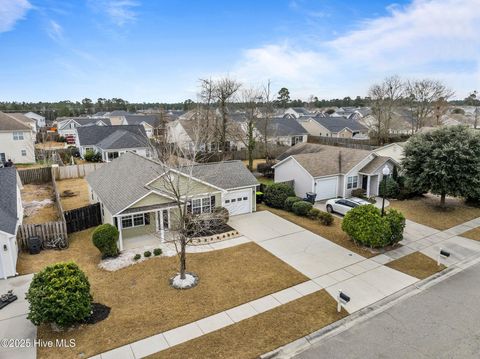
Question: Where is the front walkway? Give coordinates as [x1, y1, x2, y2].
[0, 274, 35, 359]
[93, 212, 480, 359]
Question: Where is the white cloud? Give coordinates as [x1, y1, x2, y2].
[0, 0, 32, 33]
[90, 0, 140, 26]
[47, 20, 63, 42]
[233, 0, 480, 99]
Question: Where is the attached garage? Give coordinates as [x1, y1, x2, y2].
[314, 177, 337, 200]
[223, 188, 253, 216]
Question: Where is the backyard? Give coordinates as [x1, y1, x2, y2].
[56, 177, 91, 211]
[389, 194, 480, 230]
[21, 184, 59, 224]
[17, 229, 308, 359]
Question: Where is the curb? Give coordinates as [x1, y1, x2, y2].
[261, 253, 480, 359]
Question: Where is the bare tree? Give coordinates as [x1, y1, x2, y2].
[404, 79, 454, 132]
[259, 80, 274, 159]
[368, 75, 404, 144]
[198, 78, 215, 132]
[239, 87, 262, 170]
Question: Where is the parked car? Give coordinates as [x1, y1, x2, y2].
[325, 197, 371, 215]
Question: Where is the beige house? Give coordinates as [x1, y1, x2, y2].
[0, 111, 36, 164]
[86, 152, 258, 250]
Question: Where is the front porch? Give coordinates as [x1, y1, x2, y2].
[359, 173, 379, 197]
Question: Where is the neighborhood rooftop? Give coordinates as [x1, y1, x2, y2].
[76, 125, 149, 149]
[0, 111, 32, 131]
[0, 168, 18, 235]
[311, 115, 368, 133]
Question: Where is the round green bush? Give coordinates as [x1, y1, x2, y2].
[342, 205, 405, 248]
[284, 196, 302, 211]
[133, 254, 141, 261]
[144, 250, 152, 258]
[92, 224, 119, 258]
[264, 183, 295, 209]
[292, 201, 313, 216]
[307, 207, 322, 220]
[153, 248, 162, 256]
[318, 211, 334, 226]
[26, 262, 92, 328]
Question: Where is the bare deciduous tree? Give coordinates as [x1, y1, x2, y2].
[239, 87, 262, 170]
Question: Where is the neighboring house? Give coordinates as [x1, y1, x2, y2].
[86, 152, 258, 250]
[273, 143, 397, 200]
[75, 125, 150, 162]
[284, 107, 312, 119]
[24, 112, 46, 128]
[123, 115, 163, 138]
[0, 111, 36, 164]
[373, 142, 405, 164]
[56, 117, 111, 139]
[0, 168, 22, 279]
[297, 115, 368, 138]
[256, 117, 308, 146]
[107, 110, 133, 125]
[7, 113, 37, 134]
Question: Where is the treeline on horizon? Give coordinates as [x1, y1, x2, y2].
[0, 94, 475, 122]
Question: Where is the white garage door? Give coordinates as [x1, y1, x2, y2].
[223, 189, 252, 216]
[315, 177, 337, 200]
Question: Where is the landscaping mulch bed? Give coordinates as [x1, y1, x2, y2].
[17, 228, 308, 359]
[389, 195, 480, 230]
[460, 227, 480, 241]
[386, 252, 446, 279]
[83, 303, 111, 325]
[148, 290, 347, 359]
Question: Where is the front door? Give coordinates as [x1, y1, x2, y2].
[362, 175, 368, 191]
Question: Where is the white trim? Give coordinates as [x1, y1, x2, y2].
[146, 168, 226, 193]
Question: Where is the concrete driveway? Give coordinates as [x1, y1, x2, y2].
[0, 274, 36, 359]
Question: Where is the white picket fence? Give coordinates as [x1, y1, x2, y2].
[53, 163, 105, 180]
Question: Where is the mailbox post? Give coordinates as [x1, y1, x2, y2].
[337, 290, 350, 313]
[437, 248, 451, 266]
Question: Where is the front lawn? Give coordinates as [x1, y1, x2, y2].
[386, 252, 445, 279]
[389, 195, 480, 230]
[17, 229, 307, 359]
[257, 204, 376, 258]
[149, 290, 346, 359]
[460, 227, 480, 241]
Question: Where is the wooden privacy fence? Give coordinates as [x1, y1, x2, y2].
[53, 162, 104, 180]
[308, 136, 378, 150]
[17, 222, 68, 250]
[18, 167, 52, 184]
[64, 203, 102, 233]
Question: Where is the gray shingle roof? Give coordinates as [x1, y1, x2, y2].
[0, 168, 18, 235]
[257, 117, 308, 137]
[359, 156, 390, 174]
[124, 115, 160, 127]
[181, 161, 258, 190]
[77, 125, 148, 149]
[277, 142, 327, 161]
[312, 116, 367, 133]
[109, 110, 131, 116]
[0, 111, 32, 131]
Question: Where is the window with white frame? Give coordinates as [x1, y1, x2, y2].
[13, 132, 24, 140]
[347, 176, 358, 189]
[21, 150, 27, 156]
[121, 213, 150, 228]
[191, 197, 212, 214]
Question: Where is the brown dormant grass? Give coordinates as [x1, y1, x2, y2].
[386, 252, 446, 279]
[460, 227, 480, 241]
[56, 177, 91, 210]
[21, 184, 59, 223]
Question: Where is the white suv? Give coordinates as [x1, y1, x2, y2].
[325, 197, 371, 215]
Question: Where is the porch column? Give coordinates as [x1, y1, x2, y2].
[117, 216, 124, 251]
[366, 176, 371, 197]
[159, 210, 165, 242]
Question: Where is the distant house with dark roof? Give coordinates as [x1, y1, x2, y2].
[297, 115, 368, 139]
[75, 125, 150, 162]
[273, 143, 397, 200]
[256, 117, 308, 146]
[123, 114, 164, 138]
[0, 111, 36, 164]
[86, 152, 258, 250]
[284, 107, 312, 119]
[0, 167, 22, 279]
[56, 117, 111, 140]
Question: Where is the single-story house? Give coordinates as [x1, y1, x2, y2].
[0, 111, 36, 164]
[256, 117, 308, 147]
[297, 115, 368, 138]
[0, 168, 22, 279]
[75, 125, 151, 162]
[273, 143, 397, 200]
[86, 152, 258, 250]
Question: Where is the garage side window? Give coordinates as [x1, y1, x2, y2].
[347, 175, 358, 189]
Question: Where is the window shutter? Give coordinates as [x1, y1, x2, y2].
[210, 195, 216, 210]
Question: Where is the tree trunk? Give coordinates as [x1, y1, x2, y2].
[440, 192, 446, 208]
[179, 237, 186, 279]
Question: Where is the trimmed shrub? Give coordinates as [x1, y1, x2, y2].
[264, 183, 295, 209]
[84, 150, 102, 162]
[133, 254, 141, 261]
[144, 250, 152, 258]
[92, 224, 119, 258]
[351, 188, 366, 198]
[318, 211, 334, 226]
[26, 262, 92, 328]
[307, 207, 322, 220]
[379, 177, 400, 198]
[153, 248, 162, 256]
[342, 205, 405, 248]
[284, 196, 302, 211]
[213, 206, 229, 226]
[292, 201, 313, 216]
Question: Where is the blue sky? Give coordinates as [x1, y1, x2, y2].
[0, 0, 479, 102]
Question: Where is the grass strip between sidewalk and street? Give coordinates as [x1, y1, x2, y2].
[148, 289, 347, 359]
[386, 252, 446, 279]
[460, 227, 480, 241]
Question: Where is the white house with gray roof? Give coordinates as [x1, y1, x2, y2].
[0, 168, 22, 279]
[86, 152, 258, 250]
[297, 115, 368, 139]
[0, 111, 36, 164]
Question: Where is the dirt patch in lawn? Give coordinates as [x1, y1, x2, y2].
[149, 290, 346, 359]
[389, 195, 480, 230]
[460, 227, 480, 241]
[17, 229, 307, 359]
[257, 204, 376, 258]
[21, 184, 59, 224]
[386, 252, 446, 279]
[242, 158, 266, 171]
[56, 178, 90, 211]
